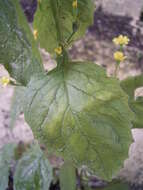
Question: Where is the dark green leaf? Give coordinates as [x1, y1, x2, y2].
[24, 62, 133, 181]
[0, 0, 44, 85]
[59, 161, 76, 190]
[0, 144, 17, 190]
[10, 86, 26, 128]
[33, 0, 94, 53]
[120, 75, 143, 99]
[14, 143, 53, 190]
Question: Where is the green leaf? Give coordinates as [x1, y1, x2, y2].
[33, 0, 94, 54]
[10, 86, 26, 128]
[24, 62, 133, 181]
[0, 0, 44, 85]
[59, 161, 76, 190]
[0, 143, 17, 190]
[129, 97, 143, 128]
[14, 143, 53, 190]
[120, 75, 143, 128]
[120, 75, 143, 99]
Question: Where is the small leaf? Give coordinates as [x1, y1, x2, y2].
[24, 62, 133, 181]
[14, 143, 53, 190]
[33, 0, 94, 54]
[10, 86, 26, 128]
[120, 75, 143, 99]
[129, 97, 143, 128]
[120, 75, 143, 128]
[0, 0, 44, 85]
[59, 161, 76, 190]
[0, 144, 17, 190]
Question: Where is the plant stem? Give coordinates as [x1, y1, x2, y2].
[114, 61, 120, 78]
[114, 65, 118, 77]
[50, 0, 71, 67]
[56, 48, 69, 69]
[114, 64, 120, 78]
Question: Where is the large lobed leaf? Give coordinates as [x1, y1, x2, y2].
[14, 143, 53, 190]
[0, 144, 16, 190]
[33, 0, 94, 54]
[24, 62, 133, 181]
[0, 0, 44, 85]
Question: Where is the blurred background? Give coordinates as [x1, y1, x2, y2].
[0, 0, 143, 189]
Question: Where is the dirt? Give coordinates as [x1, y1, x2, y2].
[0, 65, 34, 150]
[95, 0, 143, 20]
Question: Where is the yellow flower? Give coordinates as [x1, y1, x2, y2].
[72, 0, 77, 8]
[1, 77, 10, 87]
[33, 29, 38, 40]
[113, 35, 130, 46]
[114, 51, 126, 62]
[54, 46, 62, 55]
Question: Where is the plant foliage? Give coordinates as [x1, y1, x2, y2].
[14, 144, 53, 190]
[0, 144, 16, 190]
[10, 86, 26, 127]
[120, 74, 143, 128]
[59, 161, 76, 190]
[0, 0, 43, 85]
[24, 61, 133, 180]
[33, 0, 94, 54]
[0, 0, 141, 188]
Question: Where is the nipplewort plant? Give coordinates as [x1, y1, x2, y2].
[0, 0, 143, 189]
